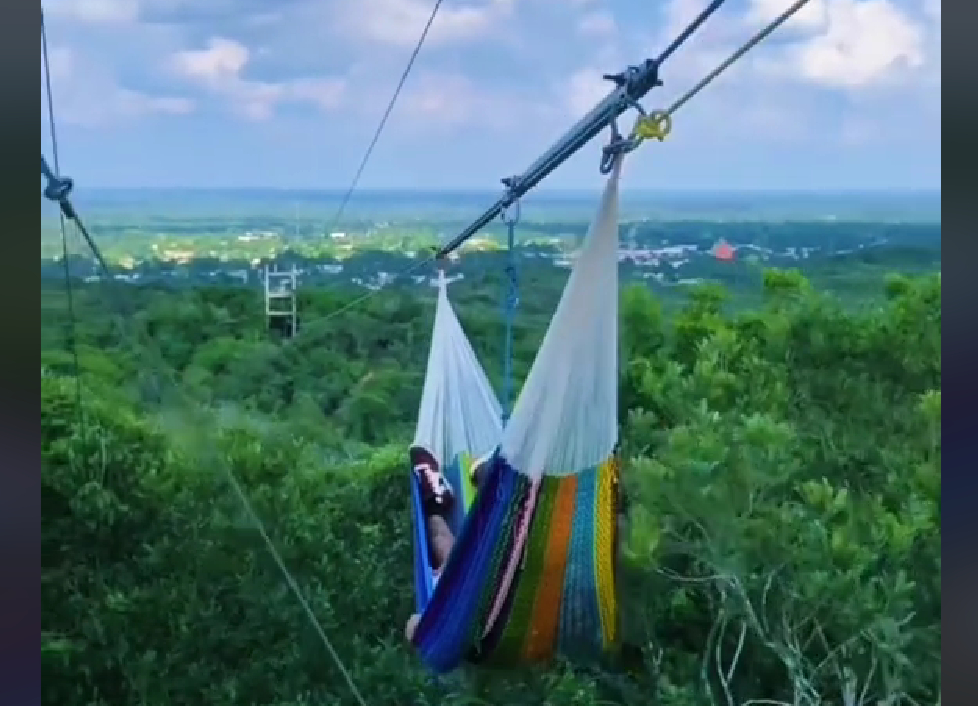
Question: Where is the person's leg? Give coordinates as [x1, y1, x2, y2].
[405, 613, 421, 642]
[407, 446, 458, 644]
[405, 515, 455, 644]
[405, 449, 493, 645]
[426, 514, 454, 569]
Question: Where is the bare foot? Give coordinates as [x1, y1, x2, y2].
[405, 613, 421, 642]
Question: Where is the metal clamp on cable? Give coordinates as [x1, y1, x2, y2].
[41, 154, 78, 219]
[500, 198, 521, 313]
[500, 197, 520, 228]
[599, 109, 673, 174]
[600, 119, 641, 174]
[499, 183, 521, 422]
[634, 110, 672, 141]
[500, 175, 523, 214]
[598, 70, 674, 175]
[500, 178, 522, 310]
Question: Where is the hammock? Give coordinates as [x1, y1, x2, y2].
[410, 159, 624, 673]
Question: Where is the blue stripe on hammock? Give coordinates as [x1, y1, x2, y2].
[412, 454, 527, 673]
[443, 455, 469, 537]
[410, 476, 434, 614]
[557, 466, 602, 657]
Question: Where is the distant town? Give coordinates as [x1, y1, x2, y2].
[42, 218, 935, 295]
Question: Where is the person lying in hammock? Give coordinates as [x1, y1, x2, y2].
[404, 445, 489, 642]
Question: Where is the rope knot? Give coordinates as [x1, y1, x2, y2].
[41, 156, 77, 219]
[43, 174, 73, 203]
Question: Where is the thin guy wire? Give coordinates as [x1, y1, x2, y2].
[42, 7, 83, 417]
[664, 0, 812, 118]
[323, 0, 445, 237]
[38, 7, 369, 706]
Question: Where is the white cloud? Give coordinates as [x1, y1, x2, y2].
[790, 0, 925, 89]
[169, 37, 346, 120]
[373, 69, 551, 132]
[43, 45, 194, 127]
[335, 0, 516, 49]
[171, 36, 248, 83]
[747, 0, 928, 89]
[43, 0, 941, 149]
[745, 0, 832, 33]
[45, 0, 140, 25]
[577, 10, 616, 37]
[564, 67, 611, 119]
[546, 0, 936, 157]
[286, 78, 348, 112]
[397, 73, 481, 126]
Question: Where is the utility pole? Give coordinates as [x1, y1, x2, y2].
[264, 263, 298, 338]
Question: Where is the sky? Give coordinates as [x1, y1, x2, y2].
[40, 0, 942, 191]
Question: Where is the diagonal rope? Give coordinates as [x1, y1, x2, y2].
[42, 8, 83, 417]
[324, 0, 445, 237]
[275, 0, 448, 337]
[40, 187, 373, 706]
[38, 4, 812, 701]
[281, 253, 436, 334]
[663, 0, 811, 118]
[148, 1, 817, 364]
[39, 8, 369, 706]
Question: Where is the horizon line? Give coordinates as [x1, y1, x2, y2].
[67, 186, 942, 195]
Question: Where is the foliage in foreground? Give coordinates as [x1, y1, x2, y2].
[41, 270, 940, 705]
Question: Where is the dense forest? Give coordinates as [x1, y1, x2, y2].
[41, 263, 940, 705]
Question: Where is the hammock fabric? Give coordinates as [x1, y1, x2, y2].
[410, 159, 624, 673]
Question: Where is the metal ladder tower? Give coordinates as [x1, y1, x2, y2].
[264, 263, 299, 338]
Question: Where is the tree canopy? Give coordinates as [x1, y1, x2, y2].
[41, 268, 940, 706]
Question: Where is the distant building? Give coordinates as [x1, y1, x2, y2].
[712, 239, 735, 261]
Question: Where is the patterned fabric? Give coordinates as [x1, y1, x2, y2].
[410, 450, 620, 673]
[409, 162, 625, 672]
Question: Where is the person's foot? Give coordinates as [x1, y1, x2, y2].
[405, 613, 421, 642]
[411, 446, 455, 512]
[470, 450, 493, 489]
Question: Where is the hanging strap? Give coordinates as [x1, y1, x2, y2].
[500, 197, 521, 423]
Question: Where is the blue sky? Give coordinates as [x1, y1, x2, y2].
[41, 0, 941, 191]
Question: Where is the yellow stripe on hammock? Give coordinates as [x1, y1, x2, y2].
[523, 474, 577, 660]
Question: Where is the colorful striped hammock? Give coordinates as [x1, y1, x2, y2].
[412, 452, 620, 671]
[410, 159, 624, 673]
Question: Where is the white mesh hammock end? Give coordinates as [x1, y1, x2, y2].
[412, 271, 503, 469]
[501, 158, 621, 480]
[413, 159, 623, 481]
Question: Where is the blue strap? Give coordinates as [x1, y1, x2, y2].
[500, 201, 520, 423]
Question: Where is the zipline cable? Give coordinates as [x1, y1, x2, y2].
[298, 0, 815, 330]
[39, 3, 812, 700]
[42, 8, 83, 418]
[39, 178, 373, 706]
[324, 0, 445, 237]
[663, 0, 811, 119]
[276, 0, 449, 331]
[232, 0, 815, 343]
[39, 11, 369, 706]
[436, 0, 813, 257]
